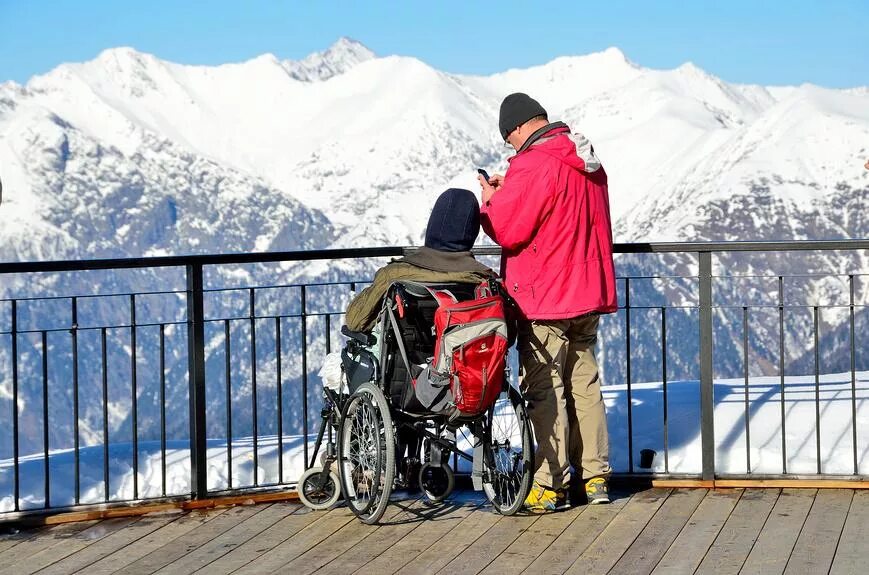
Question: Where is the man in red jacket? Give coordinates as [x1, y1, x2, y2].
[479, 93, 617, 510]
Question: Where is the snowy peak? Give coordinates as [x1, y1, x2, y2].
[282, 37, 375, 82]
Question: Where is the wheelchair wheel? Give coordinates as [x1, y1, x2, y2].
[297, 466, 341, 511]
[481, 386, 534, 515]
[337, 382, 395, 524]
[419, 462, 454, 502]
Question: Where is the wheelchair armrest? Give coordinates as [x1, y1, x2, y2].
[341, 325, 376, 347]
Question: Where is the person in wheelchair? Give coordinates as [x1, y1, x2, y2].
[300, 187, 534, 523]
[344, 187, 495, 334]
[343, 187, 495, 490]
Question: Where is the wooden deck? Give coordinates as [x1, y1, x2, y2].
[1, 487, 866, 574]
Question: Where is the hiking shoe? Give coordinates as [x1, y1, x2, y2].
[585, 477, 610, 504]
[524, 482, 569, 512]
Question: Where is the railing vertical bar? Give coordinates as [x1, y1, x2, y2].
[276, 316, 283, 484]
[625, 278, 633, 472]
[661, 306, 669, 473]
[11, 300, 19, 511]
[249, 288, 258, 487]
[186, 263, 208, 498]
[101, 327, 109, 502]
[814, 305, 821, 475]
[301, 285, 309, 470]
[41, 330, 50, 508]
[130, 294, 138, 500]
[160, 323, 167, 497]
[325, 314, 331, 355]
[698, 252, 715, 481]
[71, 297, 80, 504]
[224, 319, 232, 490]
[778, 275, 787, 474]
[850, 275, 858, 474]
[743, 306, 751, 474]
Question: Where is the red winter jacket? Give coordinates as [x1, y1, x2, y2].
[481, 123, 617, 320]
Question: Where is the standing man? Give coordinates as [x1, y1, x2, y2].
[478, 93, 617, 510]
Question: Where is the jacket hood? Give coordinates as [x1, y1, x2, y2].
[512, 123, 602, 174]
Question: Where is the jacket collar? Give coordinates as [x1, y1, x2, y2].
[513, 121, 570, 156]
[397, 247, 492, 274]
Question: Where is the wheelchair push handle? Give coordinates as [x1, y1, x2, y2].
[341, 324, 376, 347]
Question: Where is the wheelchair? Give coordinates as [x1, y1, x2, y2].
[303, 280, 534, 524]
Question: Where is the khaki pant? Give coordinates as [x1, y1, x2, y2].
[518, 315, 611, 490]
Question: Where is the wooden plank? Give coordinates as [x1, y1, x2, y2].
[694, 488, 780, 575]
[651, 489, 742, 575]
[115, 503, 266, 575]
[231, 506, 355, 574]
[316, 498, 430, 575]
[714, 479, 869, 489]
[783, 489, 852, 575]
[396, 505, 503, 575]
[608, 488, 707, 575]
[278, 502, 409, 574]
[14, 504, 180, 527]
[152, 502, 298, 574]
[181, 490, 299, 509]
[740, 488, 816, 575]
[435, 512, 539, 575]
[192, 505, 318, 575]
[84, 508, 230, 575]
[34, 511, 184, 575]
[563, 488, 672, 575]
[355, 500, 481, 575]
[0, 520, 97, 564]
[523, 492, 632, 575]
[0, 517, 137, 575]
[480, 505, 585, 575]
[652, 480, 715, 488]
[830, 490, 869, 575]
[5, 490, 298, 528]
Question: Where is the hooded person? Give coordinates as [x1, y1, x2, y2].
[344, 188, 495, 333]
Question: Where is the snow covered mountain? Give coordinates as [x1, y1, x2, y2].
[3, 38, 866, 255]
[1, 38, 867, 466]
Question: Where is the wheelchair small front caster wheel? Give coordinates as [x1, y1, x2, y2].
[419, 462, 454, 502]
[298, 466, 341, 510]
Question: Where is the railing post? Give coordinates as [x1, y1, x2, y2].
[11, 300, 19, 512]
[186, 263, 208, 499]
[301, 285, 309, 471]
[698, 252, 715, 481]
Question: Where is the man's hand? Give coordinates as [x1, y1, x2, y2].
[478, 173, 505, 204]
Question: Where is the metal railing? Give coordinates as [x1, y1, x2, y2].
[0, 240, 867, 521]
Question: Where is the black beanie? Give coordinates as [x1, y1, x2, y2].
[424, 188, 480, 252]
[499, 93, 548, 140]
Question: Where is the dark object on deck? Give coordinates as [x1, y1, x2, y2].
[640, 449, 657, 469]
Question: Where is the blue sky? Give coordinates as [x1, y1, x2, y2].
[0, 0, 866, 88]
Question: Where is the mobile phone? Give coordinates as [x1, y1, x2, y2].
[477, 168, 490, 181]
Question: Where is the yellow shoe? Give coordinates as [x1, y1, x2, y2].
[524, 482, 568, 512]
[585, 477, 610, 504]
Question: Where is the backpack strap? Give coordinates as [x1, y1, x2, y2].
[400, 281, 458, 308]
[475, 281, 492, 299]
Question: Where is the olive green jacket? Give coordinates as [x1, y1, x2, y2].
[344, 247, 495, 332]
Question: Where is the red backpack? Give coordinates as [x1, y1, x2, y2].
[424, 281, 510, 416]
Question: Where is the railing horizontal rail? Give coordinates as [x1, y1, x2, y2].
[2, 240, 868, 274]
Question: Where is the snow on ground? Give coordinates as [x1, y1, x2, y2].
[2, 369, 867, 512]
